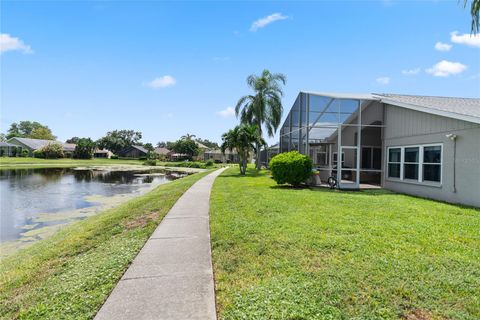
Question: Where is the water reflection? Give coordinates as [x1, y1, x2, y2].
[0, 167, 186, 243]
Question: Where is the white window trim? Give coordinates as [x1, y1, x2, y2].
[386, 143, 443, 186]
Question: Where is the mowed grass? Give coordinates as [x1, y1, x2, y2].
[210, 168, 480, 320]
[0, 170, 211, 320]
[0, 157, 144, 169]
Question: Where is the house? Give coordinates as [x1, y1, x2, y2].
[279, 92, 480, 207]
[154, 147, 171, 160]
[118, 145, 148, 158]
[93, 149, 113, 158]
[0, 142, 20, 157]
[203, 148, 240, 163]
[7, 137, 76, 157]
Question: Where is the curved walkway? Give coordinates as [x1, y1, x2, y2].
[95, 168, 226, 320]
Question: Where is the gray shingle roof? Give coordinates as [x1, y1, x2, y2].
[7, 137, 77, 151]
[154, 147, 171, 155]
[0, 142, 17, 147]
[8, 137, 57, 150]
[132, 145, 148, 153]
[375, 93, 480, 123]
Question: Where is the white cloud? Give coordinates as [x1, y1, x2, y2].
[216, 106, 235, 117]
[401, 68, 421, 76]
[426, 60, 467, 77]
[450, 31, 480, 47]
[376, 77, 390, 85]
[250, 13, 288, 32]
[434, 41, 452, 51]
[145, 75, 176, 89]
[0, 34, 32, 54]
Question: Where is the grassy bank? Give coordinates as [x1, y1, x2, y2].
[0, 157, 219, 170]
[0, 170, 211, 319]
[210, 168, 480, 320]
[0, 157, 145, 169]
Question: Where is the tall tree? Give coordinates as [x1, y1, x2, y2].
[171, 139, 200, 160]
[73, 138, 96, 159]
[66, 137, 81, 144]
[6, 121, 56, 140]
[96, 130, 142, 155]
[157, 141, 175, 150]
[221, 124, 265, 175]
[235, 69, 286, 169]
[181, 133, 196, 140]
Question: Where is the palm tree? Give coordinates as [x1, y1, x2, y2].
[235, 69, 286, 170]
[221, 124, 265, 175]
[181, 133, 196, 140]
[465, 0, 479, 33]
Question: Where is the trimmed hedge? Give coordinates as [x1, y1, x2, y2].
[269, 151, 313, 186]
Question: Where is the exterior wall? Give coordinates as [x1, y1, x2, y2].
[383, 104, 480, 207]
[120, 149, 147, 158]
[7, 138, 34, 156]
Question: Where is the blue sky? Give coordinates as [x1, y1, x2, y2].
[1, 1, 479, 145]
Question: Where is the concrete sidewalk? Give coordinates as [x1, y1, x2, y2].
[95, 168, 226, 320]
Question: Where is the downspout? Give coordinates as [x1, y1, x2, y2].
[453, 137, 457, 193]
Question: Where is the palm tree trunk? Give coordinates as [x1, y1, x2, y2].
[256, 125, 262, 170]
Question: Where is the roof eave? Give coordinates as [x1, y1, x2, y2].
[379, 97, 480, 125]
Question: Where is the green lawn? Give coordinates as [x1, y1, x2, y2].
[0, 157, 216, 170]
[0, 170, 211, 320]
[210, 168, 480, 320]
[0, 157, 145, 169]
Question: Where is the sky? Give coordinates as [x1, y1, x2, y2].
[1, 0, 479, 145]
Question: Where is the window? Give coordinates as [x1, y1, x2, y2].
[388, 148, 401, 178]
[362, 147, 382, 170]
[423, 146, 441, 182]
[403, 147, 419, 180]
[333, 152, 345, 167]
[387, 144, 442, 184]
[311, 144, 328, 166]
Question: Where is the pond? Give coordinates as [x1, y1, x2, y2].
[0, 167, 188, 255]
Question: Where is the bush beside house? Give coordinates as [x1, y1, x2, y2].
[269, 151, 313, 186]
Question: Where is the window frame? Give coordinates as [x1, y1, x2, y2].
[386, 144, 443, 185]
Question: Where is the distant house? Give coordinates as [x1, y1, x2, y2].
[118, 145, 148, 158]
[154, 147, 171, 157]
[7, 137, 75, 157]
[0, 142, 19, 157]
[203, 148, 240, 163]
[93, 149, 113, 158]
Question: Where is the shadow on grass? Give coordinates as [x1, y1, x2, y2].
[217, 168, 269, 179]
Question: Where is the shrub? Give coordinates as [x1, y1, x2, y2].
[21, 149, 29, 157]
[38, 142, 64, 159]
[110, 155, 119, 159]
[164, 161, 208, 169]
[33, 150, 45, 158]
[269, 151, 313, 186]
[144, 159, 157, 166]
[205, 159, 214, 167]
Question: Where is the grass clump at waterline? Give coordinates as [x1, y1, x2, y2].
[0, 170, 211, 319]
[210, 167, 480, 320]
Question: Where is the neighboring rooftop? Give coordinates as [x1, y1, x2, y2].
[7, 137, 69, 150]
[154, 147, 171, 155]
[0, 142, 17, 147]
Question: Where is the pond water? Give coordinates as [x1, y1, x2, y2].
[0, 167, 187, 249]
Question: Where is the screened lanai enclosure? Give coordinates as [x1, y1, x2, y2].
[279, 92, 384, 189]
